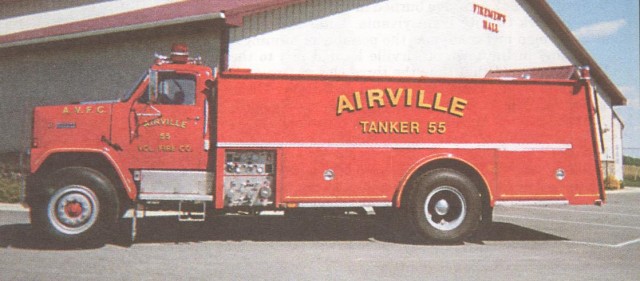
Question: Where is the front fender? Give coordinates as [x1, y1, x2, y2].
[30, 148, 137, 200]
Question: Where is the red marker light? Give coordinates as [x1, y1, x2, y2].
[170, 43, 189, 64]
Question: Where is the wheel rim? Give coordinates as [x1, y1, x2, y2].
[424, 186, 466, 231]
[47, 185, 99, 235]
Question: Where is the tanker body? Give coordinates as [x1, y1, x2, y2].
[25, 45, 604, 244]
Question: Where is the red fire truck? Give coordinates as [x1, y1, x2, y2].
[24, 45, 604, 244]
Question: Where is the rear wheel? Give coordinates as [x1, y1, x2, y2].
[31, 167, 119, 244]
[406, 168, 481, 243]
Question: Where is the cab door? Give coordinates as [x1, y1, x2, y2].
[127, 70, 209, 170]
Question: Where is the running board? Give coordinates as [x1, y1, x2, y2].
[178, 201, 206, 222]
[139, 193, 213, 201]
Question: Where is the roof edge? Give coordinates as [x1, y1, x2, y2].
[0, 12, 224, 49]
[524, 0, 626, 106]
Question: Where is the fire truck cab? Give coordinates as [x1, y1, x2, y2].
[25, 44, 604, 244]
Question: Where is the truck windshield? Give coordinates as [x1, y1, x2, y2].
[120, 72, 147, 102]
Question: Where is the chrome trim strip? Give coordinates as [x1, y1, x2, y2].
[138, 194, 213, 201]
[218, 142, 572, 152]
[494, 200, 569, 206]
[297, 202, 393, 208]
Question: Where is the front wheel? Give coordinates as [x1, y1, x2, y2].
[31, 167, 119, 244]
[406, 168, 481, 243]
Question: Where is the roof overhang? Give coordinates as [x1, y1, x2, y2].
[0, 13, 225, 49]
[523, 0, 626, 106]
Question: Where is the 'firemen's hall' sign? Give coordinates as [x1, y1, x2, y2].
[473, 3, 507, 33]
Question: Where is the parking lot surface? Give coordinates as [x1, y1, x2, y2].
[1, 188, 639, 280]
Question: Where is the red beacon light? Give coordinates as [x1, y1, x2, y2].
[170, 43, 189, 64]
[154, 43, 202, 65]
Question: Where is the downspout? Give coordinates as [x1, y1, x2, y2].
[610, 102, 616, 180]
[580, 66, 606, 204]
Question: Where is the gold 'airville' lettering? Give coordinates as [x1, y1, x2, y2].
[449, 96, 468, 117]
[366, 89, 385, 108]
[417, 90, 431, 109]
[142, 118, 188, 129]
[62, 105, 106, 114]
[336, 88, 467, 117]
[386, 88, 403, 106]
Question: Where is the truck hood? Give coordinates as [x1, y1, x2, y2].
[32, 103, 114, 150]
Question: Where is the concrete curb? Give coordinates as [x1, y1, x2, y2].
[607, 186, 640, 193]
[0, 203, 28, 212]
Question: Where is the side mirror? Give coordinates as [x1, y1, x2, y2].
[205, 79, 215, 91]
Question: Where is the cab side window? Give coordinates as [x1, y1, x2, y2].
[157, 73, 196, 105]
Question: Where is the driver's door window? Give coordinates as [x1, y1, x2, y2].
[156, 73, 196, 105]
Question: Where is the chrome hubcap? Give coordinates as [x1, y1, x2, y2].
[424, 186, 466, 231]
[434, 199, 450, 216]
[47, 185, 99, 235]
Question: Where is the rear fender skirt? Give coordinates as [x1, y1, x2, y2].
[394, 153, 493, 208]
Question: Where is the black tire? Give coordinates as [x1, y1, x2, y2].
[30, 167, 120, 244]
[406, 168, 481, 243]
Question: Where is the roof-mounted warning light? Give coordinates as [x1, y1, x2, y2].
[170, 43, 189, 64]
[154, 43, 202, 65]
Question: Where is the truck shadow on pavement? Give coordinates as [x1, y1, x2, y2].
[0, 215, 566, 249]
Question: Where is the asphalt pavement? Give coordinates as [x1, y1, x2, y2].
[1, 188, 639, 280]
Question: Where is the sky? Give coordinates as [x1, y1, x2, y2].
[547, 0, 640, 157]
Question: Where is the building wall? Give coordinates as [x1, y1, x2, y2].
[228, 0, 622, 178]
[0, 22, 221, 152]
[591, 82, 624, 180]
[613, 115, 624, 180]
[229, 0, 572, 77]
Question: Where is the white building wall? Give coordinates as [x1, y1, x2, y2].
[592, 82, 623, 180]
[229, 0, 572, 77]
[596, 86, 614, 161]
[613, 116, 624, 180]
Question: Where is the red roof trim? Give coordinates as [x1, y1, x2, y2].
[485, 65, 578, 80]
[0, 0, 306, 46]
